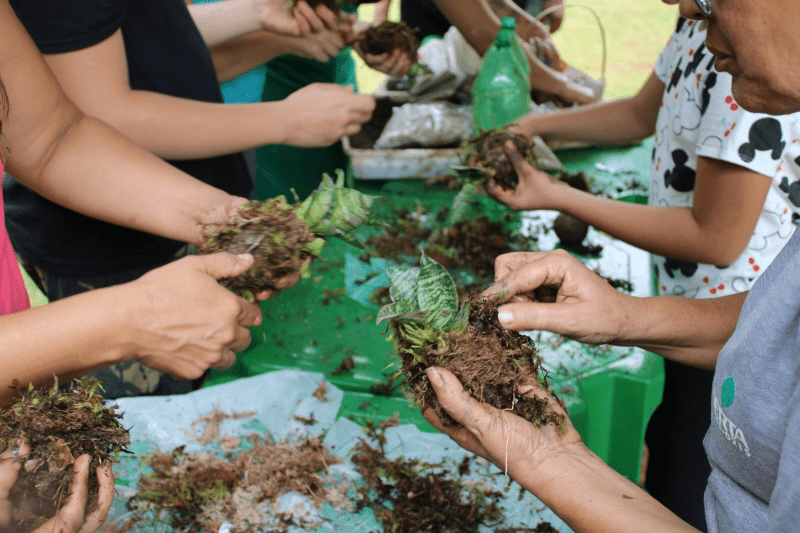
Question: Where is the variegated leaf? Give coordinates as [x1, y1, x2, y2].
[447, 180, 482, 226]
[446, 301, 470, 332]
[295, 174, 336, 230]
[376, 302, 427, 324]
[417, 249, 458, 328]
[387, 266, 419, 307]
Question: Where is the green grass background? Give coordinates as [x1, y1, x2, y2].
[354, 0, 680, 100]
[21, 2, 678, 306]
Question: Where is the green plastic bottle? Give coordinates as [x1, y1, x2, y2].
[472, 17, 532, 132]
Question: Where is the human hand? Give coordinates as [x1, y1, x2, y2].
[0, 443, 114, 533]
[483, 250, 633, 345]
[284, 26, 346, 62]
[279, 83, 375, 146]
[260, 0, 342, 36]
[540, 0, 565, 33]
[344, 17, 414, 78]
[484, 141, 563, 210]
[123, 253, 265, 380]
[422, 366, 583, 483]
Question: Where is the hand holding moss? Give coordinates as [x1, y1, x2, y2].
[422, 366, 583, 480]
[199, 170, 378, 301]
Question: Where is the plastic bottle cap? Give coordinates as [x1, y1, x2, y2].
[501, 16, 516, 30]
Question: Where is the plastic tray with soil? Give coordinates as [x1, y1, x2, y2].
[199, 170, 378, 300]
[0, 378, 130, 531]
[376, 251, 566, 431]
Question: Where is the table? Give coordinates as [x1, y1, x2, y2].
[207, 138, 664, 485]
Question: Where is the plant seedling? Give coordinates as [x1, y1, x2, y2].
[199, 170, 378, 301]
[376, 250, 565, 430]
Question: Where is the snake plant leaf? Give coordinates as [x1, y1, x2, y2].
[447, 180, 483, 226]
[449, 165, 489, 183]
[450, 302, 470, 332]
[376, 301, 427, 325]
[295, 174, 336, 231]
[387, 266, 419, 307]
[417, 249, 459, 331]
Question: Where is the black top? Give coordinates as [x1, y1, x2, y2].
[5, 0, 252, 276]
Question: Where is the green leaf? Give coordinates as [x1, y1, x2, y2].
[387, 266, 419, 307]
[417, 249, 459, 330]
[376, 301, 426, 324]
[449, 302, 470, 332]
[447, 180, 482, 226]
[296, 174, 336, 230]
[449, 165, 488, 183]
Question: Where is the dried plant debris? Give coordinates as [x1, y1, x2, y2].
[128, 434, 348, 532]
[377, 252, 565, 430]
[357, 21, 420, 61]
[351, 422, 505, 533]
[0, 378, 129, 531]
[192, 406, 258, 446]
[199, 170, 377, 300]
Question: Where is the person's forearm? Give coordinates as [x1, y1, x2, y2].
[618, 292, 744, 369]
[523, 444, 699, 532]
[0, 286, 136, 405]
[187, 0, 265, 48]
[516, 96, 654, 144]
[550, 187, 741, 265]
[17, 115, 232, 245]
[210, 31, 292, 82]
[72, 89, 295, 160]
[515, 71, 662, 142]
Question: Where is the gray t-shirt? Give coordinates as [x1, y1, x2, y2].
[704, 227, 800, 531]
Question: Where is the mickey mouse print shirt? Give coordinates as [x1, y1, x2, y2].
[651, 17, 800, 298]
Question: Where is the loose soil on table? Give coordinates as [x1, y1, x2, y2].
[0, 379, 129, 531]
[364, 207, 530, 297]
[128, 432, 348, 533]
[389, 294, 565, 430]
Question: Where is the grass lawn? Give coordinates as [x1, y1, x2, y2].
[354, 0, 679, 100]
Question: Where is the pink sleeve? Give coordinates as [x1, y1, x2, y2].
[0, 162, 31, 315]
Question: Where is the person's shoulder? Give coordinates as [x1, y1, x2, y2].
[9, 0, 126, 55]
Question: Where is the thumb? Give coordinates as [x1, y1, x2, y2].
[426, 367, 492, 431]
[504, 140, 529, 175]
[197, 252, 255, 281]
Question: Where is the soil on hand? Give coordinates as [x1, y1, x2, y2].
[358, 21, 420, 61]
[350, 422, 505, 533]
[389, 294, 565, 429]
[199, 198, 315, 298]
[467, 129, 536, 190]
[0, 379, 129, 531]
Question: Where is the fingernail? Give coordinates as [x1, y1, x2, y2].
[497, 309, 513, 326]
[425, 367, 443, 387]
[237, 253, 253, 261]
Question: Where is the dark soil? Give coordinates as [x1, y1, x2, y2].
[364, 207, 530, 293]
[199, 198, 316, 299]
[552, 171, 600, 253]
[357, 21, 419, 61]
[350, 422, 505, 532]
[0, 379, 129, 531]
[466, 129, 537, 191]
[389, 294, 565, 430]
[348, 97, 397, 149]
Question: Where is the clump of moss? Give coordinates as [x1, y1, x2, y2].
[357, 21, 420, 61]
[460, 128, 538, 191]
[0, 378, 129, 530]
[199, 170, 377, 300]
